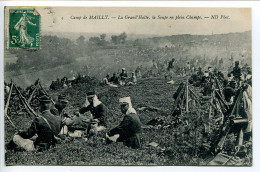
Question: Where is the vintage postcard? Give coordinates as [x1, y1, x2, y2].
[4, 7, 251, 166]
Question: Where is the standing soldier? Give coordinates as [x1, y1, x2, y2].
[6, 95, 62, 152]
[107, 97, 142, 149]
[197, 67, 204, 78]
[230, 61, 242, 83]
[167, 58, 175, 79]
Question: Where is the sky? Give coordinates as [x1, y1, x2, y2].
[7, 7, 252, 35]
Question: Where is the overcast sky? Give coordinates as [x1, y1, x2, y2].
[35, 7, 251, 35]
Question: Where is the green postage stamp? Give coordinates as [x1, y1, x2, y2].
[8, 8, 40, 49]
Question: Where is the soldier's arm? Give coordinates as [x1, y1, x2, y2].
[79, 106, 90, 114]
[50, 108, 59, 116]
[18, 118, 39, 139]
[108, 116, 131, 136]
[96, 104, 106, 123]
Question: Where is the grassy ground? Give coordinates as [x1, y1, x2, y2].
[5, 77, 209, 166]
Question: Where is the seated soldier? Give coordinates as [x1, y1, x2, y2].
[51, 94, 69, 118]
[103, 75, 110, 85]
[110, 73, 119, 85]
[126, 72, 137, 85]
[6, 95, 62, 152]
[79, 91, 107, 130]
[119, 68, 128, 85]
[107, 97, 142, 149]
[50, 94, 69, 135]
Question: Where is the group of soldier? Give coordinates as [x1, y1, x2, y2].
[6, 91, 142, 152]
[49, 74, 97, 90]
[5, 58, 252, 155]
[103, 68, 137, 86]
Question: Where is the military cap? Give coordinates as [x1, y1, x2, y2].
[87, 91, 96, 97]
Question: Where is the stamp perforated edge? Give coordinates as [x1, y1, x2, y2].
[5, 7, 41, 50]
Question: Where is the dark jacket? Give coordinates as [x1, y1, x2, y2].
[120, 72, 128, 80]
[110, 76, 119, 84]
[19, 110, 62, 148]
[79, 103, 107, 127]
[109, 112, 142, 148]
[231, 66, 241, 80]
[50, 104, 67, 119]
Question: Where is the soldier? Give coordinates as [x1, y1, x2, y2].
[119, 68, 128, 85]
[230, 61, 242, 82]
[197, 67, 204, 77]
[107, 97, 142, 149]
[6, 95, 62, 152]
[103, 74, 110, 85]
[50, 94, 70, 135]
[51, 94, 69, 119]
[110, 73, 119, 85]
[167, 58, 175, 71]
[79, 91, 107, 128]
[126, 72, 137, 85]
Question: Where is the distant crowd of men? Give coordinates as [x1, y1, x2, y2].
[103, 68, 137, 87]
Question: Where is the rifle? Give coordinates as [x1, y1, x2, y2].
[215, 89, 243, 152]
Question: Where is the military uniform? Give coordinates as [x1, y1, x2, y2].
[110, 75, 119, 84]
[65, 113, 89, 131]
[108, 112, 142, 149]
[51, 104, 67, 118]
[79, 103, 107, 127]
[232, 66, 241, 81]
[18, 109, 62, 150]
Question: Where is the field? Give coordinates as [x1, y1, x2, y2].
[5, 76, 215, 166]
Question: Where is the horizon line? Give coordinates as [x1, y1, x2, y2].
[41, 30, 251, 37]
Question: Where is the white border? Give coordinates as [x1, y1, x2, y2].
[1, 1, 260, 172]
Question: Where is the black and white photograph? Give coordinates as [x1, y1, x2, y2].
[3, 6, 252, 166]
